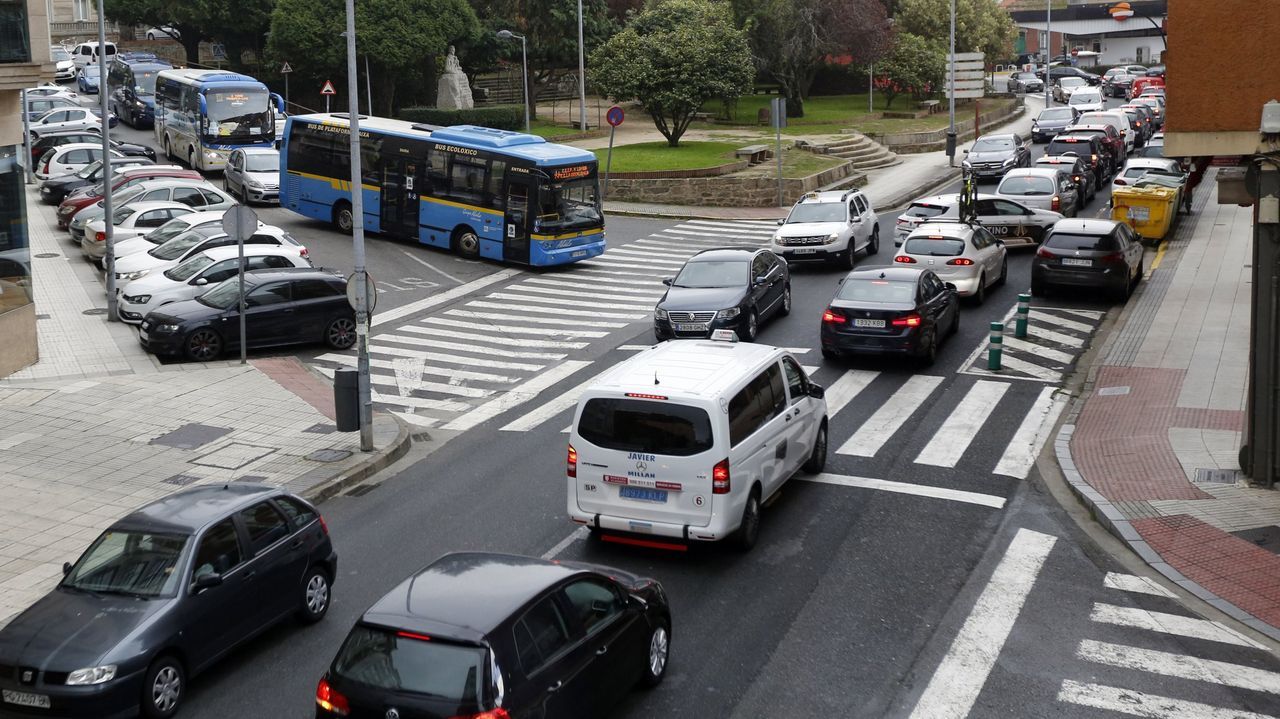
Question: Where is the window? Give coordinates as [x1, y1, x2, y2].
[728, 368, 785, 447]
[137, 210, 173, 227]
[332, 625, 485, 702]
[751, 254, 769, 280]
[855, 195, 869, 215]
[246, 282, 291, 307]
[781, 357, 807, 402]
[273, 496, 318, 531]
[577, 398, 714, 456]
[63, 149, 91, 165]
[993, 200, 1028, 216]
[514, 597, 572, 674]
[251, 254, 294, 270]
[293, 279, 341, 301]
[487, 159, 506, 210]
[238, 501, 291, 553]
[562, 579, 623, 635]
[1044, 231, 1117, 252]
[191, 519, 242, 584]
[286, 122, 349, 179]
[199, 259, 239, 283]
[0, 1, 31, 64]
[140, 189, 170, 202]
[446, 155, 488, 206]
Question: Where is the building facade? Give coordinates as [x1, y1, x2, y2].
[0, 0, 50, 376]
[1007, 0, 1166, 67]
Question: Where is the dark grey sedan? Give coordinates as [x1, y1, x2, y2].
[962, 133, 1031, 181]
[654, 247, 790, 342]
[1030, 106, 1080, 143]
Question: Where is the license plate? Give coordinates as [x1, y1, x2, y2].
[674, 323, 707, 332]
[619, 486, 668, 503]
[853, 318, 886, 328]
[1062, 258, 1093, 267]
[792, 248, 818, 255]
[2, 690, 50, 709]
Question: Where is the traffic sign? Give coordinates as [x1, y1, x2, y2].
[949, 52, 985, 63]
[221, 205, 258, 239]
[346, 272, 377, 314]
[280, 62, 293, 74]
[211, 43, 226, 61]
[606, 105, 625, 127]
[321, 80, 336, 96]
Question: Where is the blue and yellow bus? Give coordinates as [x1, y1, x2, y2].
[279, 114, 605, 266]
[154, 68, 282, 171]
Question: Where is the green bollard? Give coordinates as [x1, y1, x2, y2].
[988, 322, 1004, 370]
[1015, 293, 1030, 339]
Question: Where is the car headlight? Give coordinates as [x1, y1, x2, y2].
[718, 307, 741, 319]
[654, 307, 667, 320]
[246, 179, 264, 189]
[123, 294, 151, 304]
[962, 160, 972, 169]
[825, 233, 840, 244]
[1003, 157, 1016, 166]
[135, 100, 145, 108]
[66, 665, 116, 685]
[156, 323, 181, 333]
[117, 269, 148, 281]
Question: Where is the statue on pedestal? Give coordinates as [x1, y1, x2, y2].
[437, 46, 475, 110]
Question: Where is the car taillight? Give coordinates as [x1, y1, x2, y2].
[299, 246, 309, 258]
[1091, 153, 1098, 163]
[94, 231, 105, 242]
[894, 255, 916, 264]
[891, 313, 922, 327]
[947, 258, 974, 266]
[1037, 247, 1057, 259]
[896, 218, 908, 225]
[822, 309, 846, 324]
[316, 677, 349, 716]
[567, 444, 577, 478]
[318, 515, 329, 535]
[712, 458, 730, 494]
[449, 710, 512, 719]
[1101, 251, 1125, 263]
[42, 157, 53, 173]
[1051, 196, 1061, 212]
[1115, 178, 1127, 185]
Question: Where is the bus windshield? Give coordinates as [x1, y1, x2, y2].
[205, 88, 272, 141]
[134, 69, 161, 95]
[539, 176, 601, 232]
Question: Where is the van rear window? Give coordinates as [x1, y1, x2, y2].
[578, 398, 713, 456]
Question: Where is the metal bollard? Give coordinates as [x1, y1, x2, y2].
[988, 322, 1004, 371]
[1015, 293, 1030, 339]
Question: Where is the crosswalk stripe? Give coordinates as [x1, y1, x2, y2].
[571, 267, 654, 279]
[500, 368, 611, 432]
[370, 343, 545, 371]
[489, 292, 654, 312]
[1001, 336, 1075, 364]
[606, 247, 690, 262]
[997, 353, 1064, 382]
[1029, 309, 1095, 333]
[993, 386, 1064, 479]
[371, 268, 522, 328]
[801, 365, 819, 375]
[823, 370, 879, 417]
[1089, 602, 1267, 649]
[377, 333, 567, 360]
[402, 324, 589, 349]
[579, 259, 680, 272]
[630, 239, 708, 252]
[445, 309, 624, 331]
[466, 300, 647, 321]
[1076, 640, 1280, 695]
[1058, 308, 1104, 319]
[1057, 680, 1276, 719]
[667, 225, 774, 237]
[915, 380, 1010, 468]
[311, 363, 494, 399]
[803, 473, 1006, 509]
[316, 352, 515, 383]
[684, 219, 779, 229]
[519, 277, 661, 295]
[432, 314, 610, 338]
[1103, 572, 1177, 599]
[588, 254, 686, 267]
[390, 411, 439, 430]
[1025, 323, 1085, 348]
[492, 286, 657, 305]
[443, 360, 592, 432]
[836, 375, 942, 457]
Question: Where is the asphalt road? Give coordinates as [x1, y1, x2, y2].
[60, 91, 1280, 718]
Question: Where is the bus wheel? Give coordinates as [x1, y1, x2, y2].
[454, 229, 481, 259]
[163, 137, 172, 161]
[333, 202, 354, 235]
[187, 148, 196, 171]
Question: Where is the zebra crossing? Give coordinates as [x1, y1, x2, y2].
[961, 305, 1106, 383]
[308, 219, 779, 429]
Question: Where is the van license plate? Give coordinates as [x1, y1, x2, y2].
[1062, 258, 1093, 267]
[853, 318, 886, 328]
[2, 690, 50, 709]
[619, 486, 668, 503]
[674, 323, 707, 332]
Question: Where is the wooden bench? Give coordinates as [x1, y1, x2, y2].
[735, 144, 772, 165]
[918, 100, 941, 114]
[692, 111, 713, 122]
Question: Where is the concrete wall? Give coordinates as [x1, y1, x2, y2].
[1095, 36, 1162, 66]
[873, 98, 1024, 154]
[0, 305, 37, 377]
[605, 163, 861, 208]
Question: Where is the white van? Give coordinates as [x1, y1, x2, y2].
[71, 41, 117, 71]
[1077, 110, 1134, 154]
[567, 334, 828, 551]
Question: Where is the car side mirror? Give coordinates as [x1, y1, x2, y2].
[776, 219, 784, 226]
[807, 383, 825, 399]
[62, 561, 73, 576]
[995, 239, 1004, 246]
[193, 277, 208, 286]
[661, 277, 673, 286]
[962, 149, 969, 154]
[754, 277, 768, 286]
[945, 282, 958, 291]
[193, 573, 222, 592]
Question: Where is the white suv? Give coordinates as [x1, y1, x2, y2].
[770, 189, 879, 269]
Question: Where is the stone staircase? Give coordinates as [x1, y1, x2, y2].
[803, 132, 901, 172]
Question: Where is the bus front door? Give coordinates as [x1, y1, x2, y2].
[505, 178, 533, 264]
[381, 158, 421, 239]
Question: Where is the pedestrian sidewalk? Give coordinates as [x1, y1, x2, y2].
[0, 186, 410, 628]
[1056, 168, 1280, 640]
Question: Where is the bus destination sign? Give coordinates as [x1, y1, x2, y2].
[551, 165, 592, 181]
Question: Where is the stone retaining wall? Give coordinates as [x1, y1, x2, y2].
[608, 161, 748, 180]
[872, 97, 1025, 154]
[605, 161, 862, 207]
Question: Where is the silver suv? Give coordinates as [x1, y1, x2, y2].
[770, 189, 879, 269]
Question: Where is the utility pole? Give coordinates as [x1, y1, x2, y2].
[344, 0, 373, 452]
[946, 0, 957, 166]
[577, 0, 587, 131]
[98, 0, 117, 321]
[1045, 0, 1052, 108]
[21, 89, 33, 184]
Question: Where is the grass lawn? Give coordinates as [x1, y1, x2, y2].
[733, 146, 846, 179]
[592, 141, 741, 172]
[527, 118, 593, 140]
[697, 94, 1010, 137]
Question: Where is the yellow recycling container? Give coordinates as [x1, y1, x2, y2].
[1111, 185, 1179, 242]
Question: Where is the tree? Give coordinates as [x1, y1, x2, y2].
[591, 0, 753, 146]
[876, 32, 944, 108]
[735, 0, 892, 117]
[894, 0, 1015, 61]
[104, 0, 274, 67]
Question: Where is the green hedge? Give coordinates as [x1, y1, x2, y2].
[397, 105, 525, 131]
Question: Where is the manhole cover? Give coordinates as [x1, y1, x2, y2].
[1194, 468, 1242, 485]
[151, 423, 232, 450]
[235, 474, 270, 483]
[303, 423, 337, 434]
[34, 253, 59, 258]
[307, 448, 352, 463]
[1098, 386, 1131, 396]
[82, 308, 108, 316]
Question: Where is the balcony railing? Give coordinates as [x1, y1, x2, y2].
[0, 0, 32, 64]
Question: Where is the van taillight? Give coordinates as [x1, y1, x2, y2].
[567, 444, 577, 478]
[712, 459, 730, 494]
[315, 677, 349, 716]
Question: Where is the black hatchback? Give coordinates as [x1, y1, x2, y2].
[0, 484, 336, 719]
[316, 552, 671, 719]
[139, 268, 357, 362]
[1032, 219, 1145, 300]
[820, 266, 959, 365]
[654, 248, 790, 342]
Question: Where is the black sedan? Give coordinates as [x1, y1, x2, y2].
[38, 156, 155, 204]
[1041, 65, 1101, 86]
[1030, 107, 1079, 143]
[30, 131, 156, 164]
[139, 268, 357, 362]
[315, 552, 670, 719]
[820, 266, 959, 365]
[0, 484, 336, 719]
[654, 247, 790, 342]
[1032, 219, 1145, 301]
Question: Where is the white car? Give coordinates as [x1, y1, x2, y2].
[894, 193, 1062, 247]
[49, 46, 76, 82]
[1067, 87, 1106, 114]
[1110, 157, 1185, 197]
[223, 147, 280, 203]
[770, 189, 879, 269]
[110, 210, 261, 261]
[35, 143, 124, 180]
[1078, 110, 1135, 154]
[29, 107, 114, 139]
[117, 245, 312, 324]
[144, 25, 181, 41]
[25, 82, 76, 100]
[81, 202, 197, 264]
[112, 225, 307, 286]
[69, 180, 235, 241]
[894, 222, 1008, 302]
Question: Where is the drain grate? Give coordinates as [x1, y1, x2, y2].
[35, 314, 50, 320]
[82, 308, 108, 316]
[34, 253, 59, 259]
[162, 473, 201, 486]
[235, 474, 270, 483]
[307, 448, 352, 463]
[303, 423, 337, 434]
[1194, 468, 1242, 485]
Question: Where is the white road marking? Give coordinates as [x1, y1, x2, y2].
[315, 353, 515, 384]
[519, 277, 661, 294]
[908, 528, 1057, 719]
[390, 411, 439, 430]
[1029, 309, 1094, 333]
[313, 364, 490, 401]
[488, 291, 654, 310]
[836, 375, 942, 457]
[401, 249, 463, 284]
[1057, 680, 1277, 719]
[801, 365, 819, 375]
[378, 333, 567, 360]
[402, 324, 589, 349]
[446, 309, 627, 329]
[998, 353, 1064, 382]
[370, 343, 545, 371]
[571, 267, 654, 279]
[584, 257, 685, 270]
[1025, 323, 1085, 348]
[542, 526, 590, 560]
[822, 370, 879, 418]
[1057, 308, 1104, 319]
[443, 360, 592, 431]
[500, 367, 611, 432]
[1077, 640, 1280, 695]
[1103, 572, 1177, 598]
[606, 247, 693, 262]
[466, 300, 647, 321]
[617, 344, 654, 351]
[802, 473, 1007, 509]
[629, 238, 709, 252]
[434, 313, 611, 338]
[993, 386, 1065, 479]
[1090, 603, 1267, 649]
[371, 268, 522, 328]
[915, 380, 1010, 468]
[1001, 336, 1075, 364]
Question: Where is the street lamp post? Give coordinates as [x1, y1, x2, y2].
[577, 0, 587, 131]
[343, 0, 373, 452]
[498, 30, 530, 134]
[1045, 0, 1052, 108]
[97, 0, 117, 320]
[946, 0, 956, 166]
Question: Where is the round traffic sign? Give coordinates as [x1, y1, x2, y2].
[606, 105, 625, 127]
[221, 205, 258, 239]
[346, 271, 377, 314]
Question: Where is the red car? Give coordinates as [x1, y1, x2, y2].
[56, 165, 201, 229]
[1065, 123, 1125, 171]
[1129, 75, 1165, 100]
